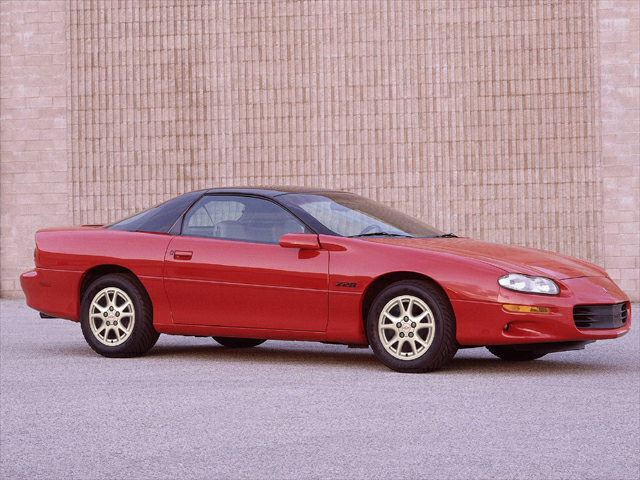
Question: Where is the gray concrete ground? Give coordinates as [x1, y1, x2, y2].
[1, 299, 638, 480]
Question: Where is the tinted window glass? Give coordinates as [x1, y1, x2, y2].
[280, 192, 444, 238]
[107, 190, 204, 233]
[182, 195, 308, 244]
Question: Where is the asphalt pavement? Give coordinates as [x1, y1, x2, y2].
[1, 299, 639, 480]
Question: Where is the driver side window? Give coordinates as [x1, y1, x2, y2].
[182, 195, 309, 244]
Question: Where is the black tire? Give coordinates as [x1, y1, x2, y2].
[486, 345, 547, 361]
[367, 280, 458, 373]
[213, 337, 266, 348]
[80, 273, 159, 358]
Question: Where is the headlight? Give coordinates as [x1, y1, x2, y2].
[498, 273, 559, 295]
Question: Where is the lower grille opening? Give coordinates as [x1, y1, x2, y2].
[573, 303, 628, 330]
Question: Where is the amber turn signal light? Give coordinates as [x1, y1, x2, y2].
[502, 304, 552, 314]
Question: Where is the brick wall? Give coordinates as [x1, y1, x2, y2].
[0, 0, 638, 301]
[67, 1, 603, 259]
[0, 1, 68, 298]
[599, 0, 640, 301]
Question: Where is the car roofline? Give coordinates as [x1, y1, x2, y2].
[201, 186, 353, 198]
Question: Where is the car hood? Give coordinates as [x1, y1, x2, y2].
[364, 237, 607, 280]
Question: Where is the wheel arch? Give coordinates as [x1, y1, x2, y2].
[80, 265, 148, 304]
[361, 271, 452, 340]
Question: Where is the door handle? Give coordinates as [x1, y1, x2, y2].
[172, 250, 193, 261]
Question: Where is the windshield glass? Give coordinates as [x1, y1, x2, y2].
[282, 192, 444, 238]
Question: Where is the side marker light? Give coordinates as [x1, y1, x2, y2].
[502, 304, 552, 314]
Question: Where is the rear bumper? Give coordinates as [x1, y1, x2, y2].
[454, 276, 631, 346]
[20, 268, 83, 321]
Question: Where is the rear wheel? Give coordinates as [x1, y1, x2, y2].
[80, 274, 159, 358]
[213, 337, 266, 348]
[367, 280, 458, 373]
[486, 345, 546, 361]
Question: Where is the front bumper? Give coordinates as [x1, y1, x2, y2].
[453, 276, 631, 346]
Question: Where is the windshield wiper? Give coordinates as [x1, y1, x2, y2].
[348, 232, 413, 238]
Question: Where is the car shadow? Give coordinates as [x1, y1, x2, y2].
[143, 343, 628, 375]
[443, 355, 627, 375]
[45, 342, 632, 375]
[146, 343, 384, 369]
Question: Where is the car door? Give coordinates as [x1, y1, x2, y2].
[163, 194, 329, 332]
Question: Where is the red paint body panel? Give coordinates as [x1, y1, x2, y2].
[324, 236, 505, 301]
[20, 268, 83, 320]
[279, 233, 321, 250]
[321, 235, 507, 344]
[21, 225, 631, 349]
[364, 237, 607, 279]
[35, 228, 171, 277]
[163, 236, 329, 331]
[25, 227, 172, 323]
[137, 276, 174, 326]
[154, 323, 327, 342]
[326, 291, 366, 344]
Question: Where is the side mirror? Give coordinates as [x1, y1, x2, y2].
[279, 233, 321, 250]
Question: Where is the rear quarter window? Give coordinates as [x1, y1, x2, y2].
[108, 190, 204, 233]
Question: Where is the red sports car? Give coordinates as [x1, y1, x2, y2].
[21, 187, 631, 372]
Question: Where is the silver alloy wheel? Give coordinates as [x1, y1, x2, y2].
[89, 287, 135, 347]
[378, 295, 435, 360]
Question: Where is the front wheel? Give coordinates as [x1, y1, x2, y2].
[486, 345, 547, 361]
[367, 280, 458, 373]
[80, 273, 159, 358]
[213, 337, 266, 348]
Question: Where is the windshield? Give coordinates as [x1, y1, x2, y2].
[281, 192, 444, 238]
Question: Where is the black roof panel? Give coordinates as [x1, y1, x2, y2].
[107, 187, 353, 234]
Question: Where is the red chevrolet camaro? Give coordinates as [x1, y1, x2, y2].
[21, 187, 631, 372]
